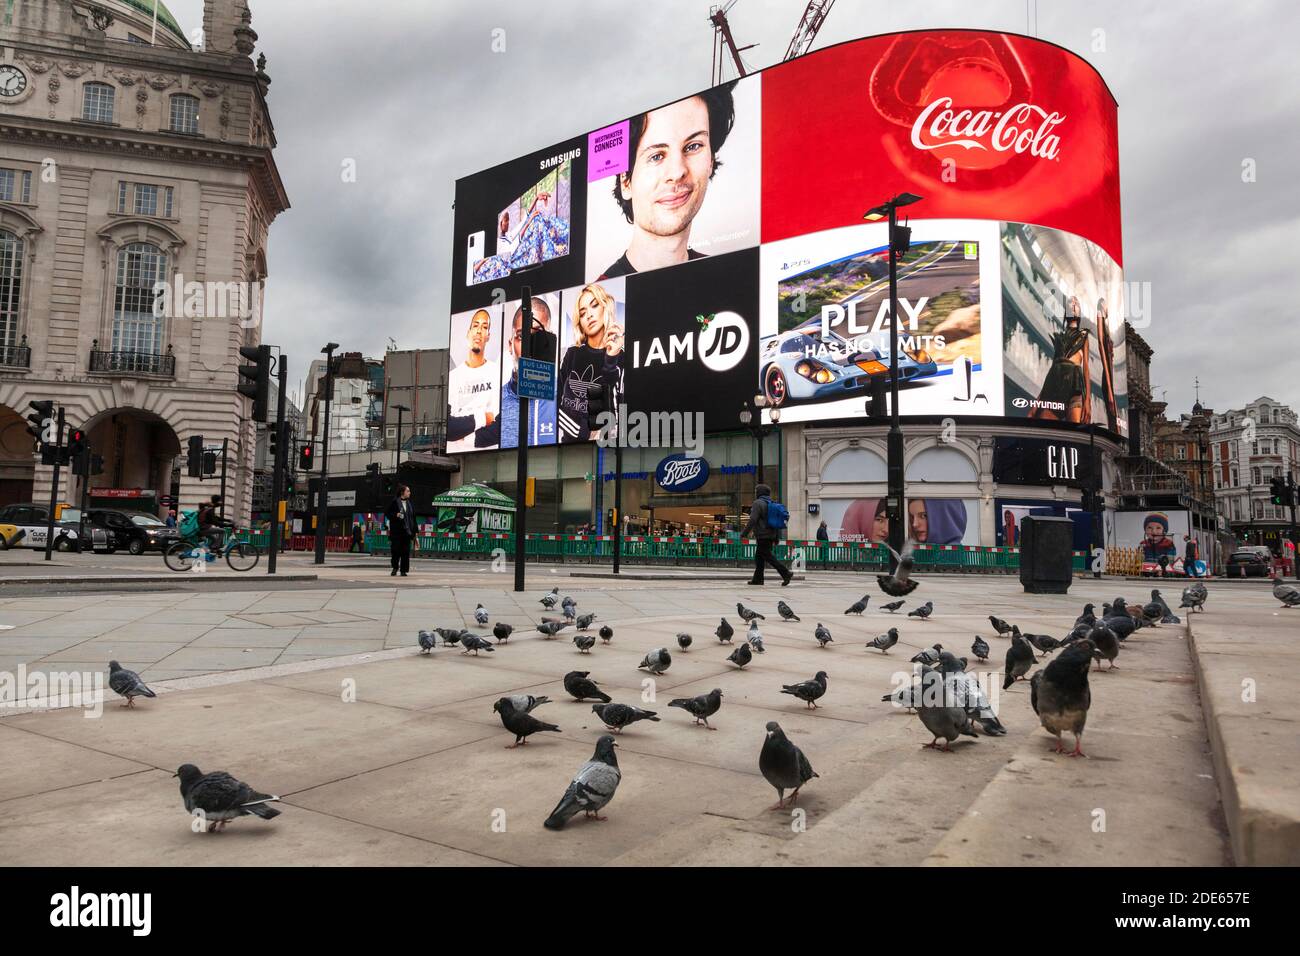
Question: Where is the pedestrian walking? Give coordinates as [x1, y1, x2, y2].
[385, 484, 415, 576]
[741, 483, 792, 587]
[350, 521, 365, 553]
[816, 520, 829, 542]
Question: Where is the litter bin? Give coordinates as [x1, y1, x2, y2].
[1018, 515, 1074, 594]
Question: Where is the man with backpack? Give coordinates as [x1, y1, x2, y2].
[197, 495, 228, 554]
[741, 483, 792, 586]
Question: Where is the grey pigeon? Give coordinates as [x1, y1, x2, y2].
[174, 764, 280, 832]
[916, 684, 978, 753]
[813, 623, 833, 647]
[573, 633, 596, 654]
[746, 621, 765, 653]
[1273, 576, 1300, 608]
[988, 615, 1014, 637]
[1089, 624, 1120, 670]
[844, 599, 867, 615]
[599, 625, 614, 644]
[493, 698, 561, 747]
[502, 693, 550, 713]
[563, 670, 610, 703]
[777, 600, 800, 622]
[882, 680, 922, 712]
[1031, 639, 1095, 757]
[1179, 584, 1207, 613]
[417, 630, 436, 654]
[474, 603, 489, 625]
[944, 670, 1007, 736]
[539, 588, 559, 609]
[715, 618, 734, 643]
[1074, 604, 1097, 627]
[971, 635, 990, 662]
[737, 602, 764, 623]
[866, 628, 899, 654]
[561, 595, 577, 612]
[537, 620, 569, 639]
[877, 540, 919, 597]
[880, 600, 905, 613]
[436, 627, 463, 646]
[576, 613, 597, 631]
[781, 671, 829, 709]
[759, 721, 818, 809]
[592, 702, 659, 733]
[1024, 632, 1063, 656]
[1151, 589, 1181, 624]
[1002, 628, 1036, 689]
[1140, 598, 1163, 625]
[676, 633, 693, 651]
[937, 649, 966, 673]
[668, 688, 723, 729]
[460, 633, 495, 655]
[1099, 609, 1136, 641]
[637, 648, 672, 675]
[910, 643, 942, 665]
[857, 594, 872, 609]
[907, 601, 934, 620]
[492, 622, 513, 643]
[108, 661, 155, 708]
[727, 641, 753, 669]
[563, 604, 577, 622]
[543, 735, 620, 829]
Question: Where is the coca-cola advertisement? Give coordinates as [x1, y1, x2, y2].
[761, 30, 1122, 266]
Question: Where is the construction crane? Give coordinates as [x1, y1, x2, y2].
[710, 0, 837, 86]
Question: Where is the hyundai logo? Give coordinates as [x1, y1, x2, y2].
[1012, 397, 1029, 408]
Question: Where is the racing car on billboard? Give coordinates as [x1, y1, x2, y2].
[758, 323, 939, 407]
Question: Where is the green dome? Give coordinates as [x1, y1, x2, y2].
[117, 0, 188, 44]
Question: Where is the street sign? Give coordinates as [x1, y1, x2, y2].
[517, 357, 555, 400]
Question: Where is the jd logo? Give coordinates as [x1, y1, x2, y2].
[632, 311, 750, 374]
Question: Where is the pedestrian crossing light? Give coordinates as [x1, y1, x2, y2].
[1271, 476, 1288, 506]
[299, 443, 313, 470]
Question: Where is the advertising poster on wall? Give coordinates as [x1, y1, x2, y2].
[585, 76, 761, 283]
[447, 305, 505, 453]
[554, 277, 627, 443]
[498, 291, 561, 449]
[1114, 509, 1190, 563]
[1001, 222, 1128, 434]
[819, 497, 980, 546]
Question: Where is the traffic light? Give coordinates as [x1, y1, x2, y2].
[299, 443, 313, 470]
[202, 450, 218, 477]
[237, 344, 272, 424]
[366, 462, 383, 500]
[26, 400, 53, 445]
[67, 428, 87, 460]
[187, 435, 205, 478]
[890, 223, 912, 256]
[1272, 476, 1288, 507]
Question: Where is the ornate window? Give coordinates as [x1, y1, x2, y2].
[117, 181, 174, 218]
[0, 168, 32, 203]
[82, 82, 115, 123]
[112, 243, 167, 355]
[0, 229, 21, 348]
[169, 94, 199, 134]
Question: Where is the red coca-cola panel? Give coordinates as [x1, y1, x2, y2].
[762, 30, 1123, 265]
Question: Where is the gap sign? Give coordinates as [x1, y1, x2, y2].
[517, 358, 555, 400]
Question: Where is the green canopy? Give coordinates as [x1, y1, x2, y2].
[432, 483, 515, 533]
[431, 483, 516, 511]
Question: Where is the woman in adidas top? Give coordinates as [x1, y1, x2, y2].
[557, 282, 624, 442]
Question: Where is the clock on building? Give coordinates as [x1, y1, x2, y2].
[0, 65, 28, 97]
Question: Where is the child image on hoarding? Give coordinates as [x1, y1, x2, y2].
[557, 281, 625, 443]
[837, 497, 969, 545]
[447, 308, 501, 452]
[1141, 512, 1178, 563]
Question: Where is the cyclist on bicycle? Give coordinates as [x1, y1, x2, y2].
[198, 495, 230, 554]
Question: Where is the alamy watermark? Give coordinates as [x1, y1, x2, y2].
[152, 273, 264, 328]
[0, 665, 104, 717]
[594, 404, 705, 457]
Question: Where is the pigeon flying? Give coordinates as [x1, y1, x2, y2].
[877, 541, 919, 597]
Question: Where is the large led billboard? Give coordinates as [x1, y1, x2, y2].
[447, 29, 1125, 451]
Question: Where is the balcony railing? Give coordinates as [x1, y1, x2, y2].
[89, 349, 175, 377]
[0, 343, 31, 368]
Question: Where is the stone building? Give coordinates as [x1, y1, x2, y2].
[1209, 396, 1300, 551]
[0, 0, 287, 519]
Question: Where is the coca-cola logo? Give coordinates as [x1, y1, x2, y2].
[655, 453, 710, 493]
[911, 97, 1064, 161]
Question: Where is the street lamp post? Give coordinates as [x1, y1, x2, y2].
[740, 394, 780, 488]
[313, 342, 339, 565]
[864, 192, 922, 570]
[392, 403, 410, 474]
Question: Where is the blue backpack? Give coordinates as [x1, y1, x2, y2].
[763, 497, 789, 530]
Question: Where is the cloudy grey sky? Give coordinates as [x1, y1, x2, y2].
[166, 0, 1299, 415]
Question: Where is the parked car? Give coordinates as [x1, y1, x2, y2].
[85, 508, 179, 555]
[0, 503, 109, 552]
[1225, 547, 1272, 577]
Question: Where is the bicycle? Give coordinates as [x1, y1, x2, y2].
[163, 528, 260, 572]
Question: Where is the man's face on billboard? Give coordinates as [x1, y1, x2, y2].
[620, 96, 713, 240]
[510, 302, 550, 360]
[467, 311, 491, 364]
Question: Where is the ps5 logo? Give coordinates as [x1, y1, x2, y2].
[632, 311, 750, 374]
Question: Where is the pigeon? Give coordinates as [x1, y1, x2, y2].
[944, 669, 1007, 736]
[561, 595, 577, 613]
[988, 615, 1014, 637]
[108, 661, 155, 708]
[494, 698, 561, 747]
[537, 620, 569, 639]
[727, 642, 753, 669]
[880, 600, 905, 613]
[844, 599, 868, 615]
[866, 628, 899, 654]
[474, 603, 489, 626]
[539, 588, 559, 609]
[1002, 628, 1036, 689]
[747, 621, 765, 653]
[856, 594, 873, 609]
[674, 633, 692, 652]
[910, 643, 942, 665]
[460, 633, 495, 656]
[492, 622, 513, 643]
[915, 669, 978, 753]
[543, 735, 621, 829]
[907, 601, 934, 620]
[563, 670, 610, 703]
[737, 602, 764, 623]
[877, 541, 919, 597]
[1031, 639, 1095, 757]
[502, 693, 550, 713]
[760, 721, 818, 809]
[562, 604, 577, 623]
[781, 671, 829, 709]
[937, 649, 967, 673]
[1139, 597, 1163, 625]
[417, 630, 436, 654]
[1089, 624, 1120, 671]
[436, 627, 463, 646]
[637, 648, 672, 675]
[592, 702, 659, 733]
[1150, 589, 1181, 624]
[598, 625, 614, 644]
[1273, 575, 1300, 608]
[573, 633, 596, 654]
[971, 635, 990, 662]
[813, 623, 833, 647]
[1179, 583, 1207, 613]
[576, 612, 597, 631]
[174, 764, 280, 832]
[882, 680, 922, 713]
[1099, 608, 1136, 641]
[715, 618, 734, 643]
[777, 600, 801, 622]
[668, 688, 723, 729]
[1024, 632, 1063, 657]
[1074, 604, 1097, 627]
